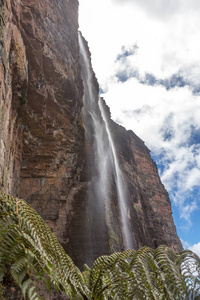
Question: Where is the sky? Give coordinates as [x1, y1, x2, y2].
[79, 0, 200, 256]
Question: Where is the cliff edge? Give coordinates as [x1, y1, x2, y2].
[0, 0, 182, 278]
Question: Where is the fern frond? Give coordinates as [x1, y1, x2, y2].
[1, 193, 200, 300]
[178, 250, 200, 299]
[154, 245, 189, 299]
[0, 193, 89, 300]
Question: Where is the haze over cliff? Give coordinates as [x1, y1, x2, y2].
[0, 0, 182, 281]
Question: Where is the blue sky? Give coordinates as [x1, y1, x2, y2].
[79, 0, 200, 256]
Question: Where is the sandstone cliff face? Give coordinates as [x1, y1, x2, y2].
[102, 101, 182, 251]
[0, 0, 28, 194]
[0, 0, 182, 296]
[0, 0, 87, 257]
[70, 35, 182, 268]
[17, 0, 86, 252]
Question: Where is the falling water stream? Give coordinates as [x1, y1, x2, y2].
[99, 100, 133, 249]
[78, 33, 133, 258]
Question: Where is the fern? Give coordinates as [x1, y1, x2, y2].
[1, 193, 200, 300]
[178, 250, 200, 299]
[0, 194, 89, 299]
[84, 246, 200, 300]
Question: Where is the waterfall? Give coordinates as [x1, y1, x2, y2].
[98, 99, 133, 249]
[78, 33, 133, 261]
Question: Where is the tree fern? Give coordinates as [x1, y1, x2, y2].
[84, 246, 200, 300]
[178, 250, 200, 299]
[0, 194, 89, 299]
[1, 193, 200, 300]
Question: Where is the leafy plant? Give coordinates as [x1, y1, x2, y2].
[0, 194, 89, 299]
[84, 245, 200, 299]
[0, 193, 200, 299]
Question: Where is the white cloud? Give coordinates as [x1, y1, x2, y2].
[180, 63, 200, 92]
[80, 0, 200, 93]
[111, 0, 200, 21]
[180, 201, 198, 224]
[189, 242, 200, 258]
[185, 168, 200, 191]
[182, 240, 200, 258]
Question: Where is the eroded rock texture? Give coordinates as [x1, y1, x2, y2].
[0, 0, 182, 297]
[0, 0, 28, 194]
[0, 0, 87, 258]
[101, 100, 182, 252]
[17, 0, 86, 253]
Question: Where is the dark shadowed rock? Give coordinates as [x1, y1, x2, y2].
[0, 0, 182, 298]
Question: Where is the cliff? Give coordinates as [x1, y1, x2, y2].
[0, 0, 87, 262]
[104, 102, 181, 250]
[78, 35, 182, 264]
[0, 0, 182, 290]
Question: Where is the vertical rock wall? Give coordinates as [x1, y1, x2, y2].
[0, 0, 28, 195]
[0, 0, 182, 286]
[101, 101, 182, 252]
[0, 0, 89, 265]
[17, 0, 85, 250]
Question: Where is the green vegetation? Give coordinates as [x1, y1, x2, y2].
[0, 194, 89, 300]
[0, 193, 200, 299]
[78, 112, 86, 132]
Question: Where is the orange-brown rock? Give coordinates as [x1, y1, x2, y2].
[105, 104, 182, 251]
[0, 0, 85, 298]
[0, 0, 182, 298]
